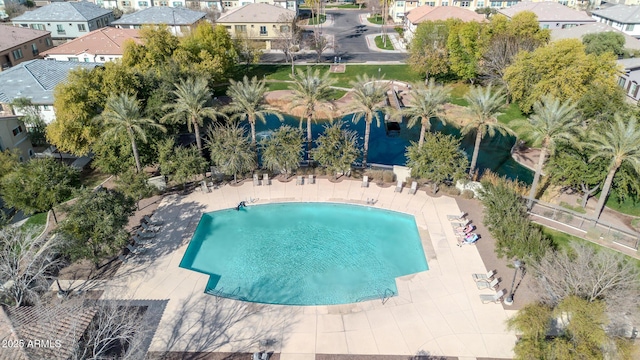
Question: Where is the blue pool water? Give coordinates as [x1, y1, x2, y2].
[179, 203, 428, 305]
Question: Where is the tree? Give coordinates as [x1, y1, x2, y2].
[583, 31, 626, 57]
[260, 125, 304, 178]
[0, 227, 62, 307]
[289, 68, 336, 158]
[97, 93, 166, 173]
[226, 76, 283, 147]
[0, 149, 20, 179]
[115, 170, 155, 210]
[162, 77, 225, 154]
[511, 96, 579, 206]
[405, 133, 469, 193]
[158, 141, 208, 191]
[346, 74, 388, 167]
[462, 85, 510, 177]
[312, 121, 360, 179]
[274, 14, 302, 75]
[577, 82, 628, 123]
[309, 32, 332, 63]
[447, 20, 484, 82]
[408, 20, 450, 80]
[206, 124, 256, 183]
[403, 78, 451, 147]
[121, 25, 179, 72]
[587, 115, 640, 220]
[0, 158, 79, 223]
[56, 188, 135, 267]
[234, 32, 263, 71]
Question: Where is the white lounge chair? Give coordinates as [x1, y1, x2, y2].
[476, 278, 500, 290]
[447, 212, 466, 221]
[472, 269, 496, 282]
[126, 244, 145, 255]
[252, 352, 261, 360]
[361, 175, 369, 188]
[408, 181, 417, 194]
[141, 222, 159, 233]
[201, 180, 210, 193]
[253, 174, 261, 186]
[308, 174, 315, 184]
[296, 175, 304, 185]
[480, 289, 507, 304]
[451, 218, 471, 228]
[263, 173, 270, 186]
[143, 215, 163, 226]
[394, 180, 403, 193]
[261, 352, 271, 360]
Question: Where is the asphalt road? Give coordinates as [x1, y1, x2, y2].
[260, 9, 407, 64]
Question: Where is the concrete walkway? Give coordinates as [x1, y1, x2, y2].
[97, 178, 516, 359]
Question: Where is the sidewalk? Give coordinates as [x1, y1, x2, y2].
[364, 33, 406, 53]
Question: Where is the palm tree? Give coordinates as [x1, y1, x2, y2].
[347, 74, 388, 167]
[207, 123, 256, 183]
[97, 93, 166, 173]
[226, 75, 283, 147]
[162, 77, 225, 154]
[512, 96, 579, 207]
[403, 78, 451, 148]
[588, 115, 640, 220]
[462, 84, 510, 177]
[289, 68, 336, 158]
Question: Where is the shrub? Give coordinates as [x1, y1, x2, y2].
[364, 169, 384, 182]
[382, 170, 395, 183]
[461, 189, 475, 199]
[440, 185, 460, 196]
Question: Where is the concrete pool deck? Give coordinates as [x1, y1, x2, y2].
[99, 178, 517, 359]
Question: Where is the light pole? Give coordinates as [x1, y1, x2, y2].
[378, 67, 381, 79]
[504, 259, 523, 306]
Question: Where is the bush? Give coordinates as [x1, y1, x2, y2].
[364, 169, 384, 182]
[440, 185, 460, 196]
[461, 189, 475, 199]
[382, 170, 395, 183]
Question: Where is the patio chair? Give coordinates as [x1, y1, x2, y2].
[141, 222, 160, 233]
[118, 255, 129, 264]
[457, 233, 479, 246]
[361, 175, 369, 188]
[308, 174, 315, 184]
[261, 352, 271, 360]
[126, 244, 145, 255]
[201, 180, 210, 193]
[394, 180, 403, 193]
[479, 289, 507, 304]
[472, 269, 496, 282]
[408, 181, 417, 195]
[133, 234, 152, 246]
[143, 215, 163, 226]
[296, 175, 304, 185]
[263, 173, 270, 186]
[136, 230, 156, 239]
[450, 218, 471, 228]
[252, 352, 261, 360]
[253, 174, 261, 186]
[447, 212, 466, 221]
[476, 277, 500, 290]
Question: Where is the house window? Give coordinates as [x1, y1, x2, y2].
[45, 37, 52, 46]
[138, 1, 149, 6]
[426, 1, 434, 5]
[618, 77, 626, 88]
[43, 105, 50, 110]
[441, 1, 448, 5]
[159, 1, 168, 5]
[460, 1, 470, 6]
[68, 57, 79, 61]
[78, 24, 86, 31]
[260, 26, 267, 35]
[31, 44, 38, 55]
[477, 1, 484, 7]
[12, 49, 23, 60]
[99, 56, 106, 61]
[20, 24, 28, 27]
[280, 25, 290, 32]
[121, 0, 131, 6]
[490, 1, 500, 6]
[396, 1, 404, 6]
[630, 83, 638, 97]
[235, 25, 247, 32]
[223, 1, 232, 6]
[506, 1, 517, 5]
[542, 24, 549, 29]
[625, 24, 635, 31]
[30, 24, 45, 30]
[56, 24, 65, 34]
[173, 1, 183, 6]
[207, 1, 215, 6]
[12, 126, 23, 136]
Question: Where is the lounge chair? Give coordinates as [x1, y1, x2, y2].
[296, 175, 303, 185]
[201, 180, 210, 193]
[308, 174, 315, 184]
[253, 174, 261, 186]
[480, 289, 507, 304]
[252, 352, 261, 360]
[408, 181, 417, 194]
[450, 219, 471, 227]
[118, 255, 129, 263]
[476, 278, 500, 290]
[136, 230, 155, 239]
[261, 352, 271, 360]
[141, 222, 159, 233]
[457, 233, 479, 246]
[133, 234, 152, 246]
[472, 269, 496, 282]
[126, 244, 145, 255]
[362, 175, 369, 188]
[394, 180, 403, 193]
[447, 212, 466, 221]
[455, 224, 475, 236]
[143, 215, 163, 226]
[263, 173, 270, 186]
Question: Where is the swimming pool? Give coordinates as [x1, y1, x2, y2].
[179, 203, 428, 305]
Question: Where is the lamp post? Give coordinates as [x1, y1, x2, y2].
[504, 259, 523, 306]
[378, 67, 381, 79]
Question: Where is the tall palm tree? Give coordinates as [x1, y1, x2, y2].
[162, 77, 225, 154]
[289, 68, 336, 158]
[226, 75, 283, 147]
[403, 78, 451, 148]
[588, 115, 640, 220]
[462, 84, 510, 177]
[347, 74, 388, 167]
[97, 93, 166, 173]
[512, 96, 579, 207]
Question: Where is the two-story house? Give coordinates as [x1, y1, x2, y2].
[0, 59, 100, 125]
[389, 0, 522, 23]
[0, 25, 53, 71]
[11, 1, 114, 42]
[217, 3, 295, 50]
[42, 27, 142, 63]
[617, 58, 640, 103]
[93, 0, 296, 15]
[404, 6, 485, 43]
[0, 110, 33, 162]
[498, 1, 595, 29]
[592, 5, 640, 38]
[111, 6, 206, 36]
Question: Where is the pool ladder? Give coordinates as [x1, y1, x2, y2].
[356, 288, 395, 305]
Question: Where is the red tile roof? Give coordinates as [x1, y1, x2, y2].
[41, 27, 142, 57]
[407, 5, 486, 24]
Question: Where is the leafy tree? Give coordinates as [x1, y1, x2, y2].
[408, 20, 450, 79]
[97, 93, 166, 173]
[402, 78, 451, 147]
[511, 96, 579, 206]
[158, 140, 208, 191]
[312, 121, 360, 179]
[0, 149, 20, 179]
[505, 302, 551, 359]
[56, 188, 135, 267]
[121, 25, 179, 72]
[462, 85, 510, 177]
[226, 76, 283, 146]
[346, 74, 388, 167]
[288, 68, 336, 157]
[577, 82, 628, 123]
[206, 124, 256, 183]
[504, 39, 620, 113]
[92, 132, 136, 176]
[0, 158, 79, 223]
[587, 115, 640, 220]
[583, 31, 626, 57]
[405, 133, 468, 193]
[234, 32, 263, 71]
[447, 20, 484, 81]
[115, 170, 155, 210]
[260, 125, 304, 178]
[274, 14, 302, 75]
[162, 77, 226, 154]
[309, 32, 332, 63]
[11, 97, 45, 128]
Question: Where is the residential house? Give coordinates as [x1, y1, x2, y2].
[527, 0, 601, 11]
[0, 111, 33, 161]
[592, 5, 640, 38]
[41, 27, 142, 63]
[11, 1, 114, 41]
[0, 59, 100, 124]
[403, 5, 485, 43]
[92, 0, 296, 15]
[0, 25, 53, 71]
[617, 58, 640, 102]
[216, 3, 295, 50]
[111, 6, 206, 36]
[551, 22, 640, 50]
[389, 0, 521, 22]
[498, 1, 596, 29]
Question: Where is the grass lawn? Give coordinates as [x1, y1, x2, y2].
[497, 102, 526, 125]
[80, 168, 110, 189]
[449, 82, 470, 106]
[367, 15, 384, 25]
[394, 27, 404, 37]
[374, 35, 394, 50]
[265, 81, 292, 91]
[604, 191, 640, 217]
[308, 14, 326, 25]
[21, 212, 47, 235]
